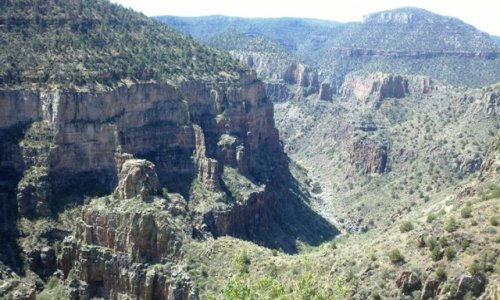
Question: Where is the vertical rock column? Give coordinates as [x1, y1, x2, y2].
[193, 125, 220, 190]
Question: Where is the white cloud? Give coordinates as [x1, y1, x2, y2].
[110, 0, 500, 35]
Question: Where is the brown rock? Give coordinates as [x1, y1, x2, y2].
[349, 137, 388, 174]
[459, 155, 483, 174]
[421, 279, 441, 299]
[456, 275, 485, 298]
[59, 239, 194, 300]
[479, 134, 500, 181]
[193, 125, 220, 190]
[396, 271, 422, 295]
[283, 63, 319, 90]
[340, 72, 409, 106]
[115, 158, 160, 199]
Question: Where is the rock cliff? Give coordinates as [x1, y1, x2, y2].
[0, 71, 279, 214]
[340, 72, 434, 106]
[479, 134, 500, 181]
[232, 52, 320, 101]
[57, 156, 193, 298]
[349, 137, 388, 174]
[0, 70, 319, 296]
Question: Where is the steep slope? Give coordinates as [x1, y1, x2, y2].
[0, 0, 240, 90]
[0, 1, 336, 298]
[275, 77, 499, 232]
[158, 8, 500, 88]
[207, 31, 323, 101]
[178, 137, 499, 298]
[166, 79, 500, 299]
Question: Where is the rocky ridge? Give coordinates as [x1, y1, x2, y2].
[160, 8, 500, 88]
[0, 0, 336, 298]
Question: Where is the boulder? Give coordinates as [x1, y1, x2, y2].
[421, 279, 440, 299]
[115, 158, 160, 199]
[456, 275, 485, 298]
[396, 271, 422, 295]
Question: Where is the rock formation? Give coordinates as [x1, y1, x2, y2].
[340, 72, 434, 106]
[319, 82, 333, 101]
[340, 73, 409, 106]
[231, 51, 322, 102]
[0, 69, 280, 215]
[479, 134, 500, 181]
[349, 137, 388, 174]
[115, 157, 160, 199]
[56, 152, 194, 298]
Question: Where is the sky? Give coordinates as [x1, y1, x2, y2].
[110, 0, 500, 36]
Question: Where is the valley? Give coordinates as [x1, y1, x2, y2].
[0, 1, 499, 299]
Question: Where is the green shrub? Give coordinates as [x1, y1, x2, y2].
[445, 246, 457, 260]
[254, 277, 286, 300]
[461, 239, 471, 250]
[431, 247, 443, 261]
[298, 272, 326, 300]
[235, 251, 251, 275]
[427, 213, 437, 223]
[469, 262, 483, 275]
[223, 278, 252, 300]
[162, 187, 169, 199]
[388, 249, 405, 264]
[445, 217, 459, 233]
[371, 290, 381, 300]
[490, 216, 498, 226]
[438, 236, 449, 248]
[269, 263, 278, 278]
[46, 277, 59, 289]
[425, 236, 438, 250]
[400, 221, 414, 233]
[435, 267, 447, 281]
[460, 205, 472, 218]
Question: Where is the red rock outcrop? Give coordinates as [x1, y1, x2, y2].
[340, 72, 434, 106]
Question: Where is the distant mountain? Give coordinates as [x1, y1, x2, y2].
[354, 7, 497, 51]
[157, 15, 340, 53]
[158, 7, 500, 88]
[492, 35, 500, 45]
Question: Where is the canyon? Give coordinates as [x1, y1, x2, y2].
[0, 1, 499, 299]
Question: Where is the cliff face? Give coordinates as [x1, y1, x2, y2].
[340, 72, 434, 106]
[0, 71, 279, 216]
[349, 137, 388, 174]
[0, 72, 313, 297]
[231, 51, 321, 101]
[57, 157, 193, 299]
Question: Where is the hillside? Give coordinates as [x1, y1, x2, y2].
[0, 0, 240, 90]
[206, 31, 323, 101]
[159, 8, 500, 88]
[159, 8, 500, 299]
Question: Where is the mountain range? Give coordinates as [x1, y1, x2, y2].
[159, 7, 500, 88]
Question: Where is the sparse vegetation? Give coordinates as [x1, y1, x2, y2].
[0, 0, 241, 90]
[388, 249, 405, 264]
[399, 221, 414, 232]
[445, 217, 459, 233]
[461, 204, 472, 218]
[435, 266, 447, 281]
